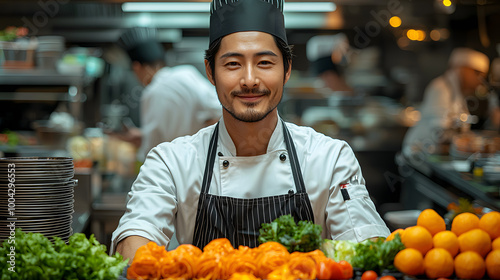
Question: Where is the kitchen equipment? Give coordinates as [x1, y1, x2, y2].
[36, 36, 65, 69]
[0, 157, 77, 242]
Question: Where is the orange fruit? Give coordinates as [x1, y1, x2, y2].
[485, 250, 500, 280]
[417, 209, 446, 236]
[433, 230, 459, 257]
[451, 212, 479, 236]
[454, 251, 486, 279]
[386, 229, 405, 241]
[401, 226, 433, 255]
[479, 211, 500, 240]
[423, 248, 454, 279]
[394, 248, 425, 276]
[458, 228, 492, 257]
[493, 237, 500, 251]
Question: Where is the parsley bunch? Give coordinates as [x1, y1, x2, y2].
[258, 214, 323, 253]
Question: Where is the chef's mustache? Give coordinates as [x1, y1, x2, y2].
[231, 88, 271, 96]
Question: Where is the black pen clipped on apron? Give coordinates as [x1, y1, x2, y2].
[192, 120, 315, 249]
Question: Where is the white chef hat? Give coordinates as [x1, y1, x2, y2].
[306, 33, 349, 63]
[448, 47, 490, 74]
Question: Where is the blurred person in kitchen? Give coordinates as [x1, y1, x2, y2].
[402, 47, 500, 157]
[111, 27, 222, 162]
[306, 33, 354, 95]
[111, 0, 390, 261]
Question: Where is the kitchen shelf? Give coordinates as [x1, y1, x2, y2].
[0, 92, 70, 101]
[0, 68, 89, 123]
[0, 69, 84, 86]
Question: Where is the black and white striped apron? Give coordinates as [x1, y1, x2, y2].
[192, 120, 315, 249]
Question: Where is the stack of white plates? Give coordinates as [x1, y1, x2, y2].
[0, 157, 76, 242]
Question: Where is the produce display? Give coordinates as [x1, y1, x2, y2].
[0, 229, 128, 280]
[392, 209, 500, 279]
[126, 209, 500, 280]
[126, 238, 352, 280]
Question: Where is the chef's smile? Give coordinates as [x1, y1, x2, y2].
[232, 89, 271, 104]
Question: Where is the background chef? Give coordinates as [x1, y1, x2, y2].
[111, 0, 390, 262]
[402, 47, 497, 157]
[114, 27, 222, 162]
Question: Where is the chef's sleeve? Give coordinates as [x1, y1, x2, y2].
[110, 147, 177, 254]
[325, 141, 391, 242]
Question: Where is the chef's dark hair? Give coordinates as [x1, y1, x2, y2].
[117, 27, 166, 68]
[204, 36, 293, 80]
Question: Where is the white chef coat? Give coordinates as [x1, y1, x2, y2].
[138, 65, 222, 161]
[402, 69, 497, 157]
[110, 117, 390, 253]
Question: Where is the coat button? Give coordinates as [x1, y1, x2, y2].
[223, 160, 230, 168]
[280, 153, 287, 161]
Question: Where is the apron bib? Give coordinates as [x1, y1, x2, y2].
[192, 120, 314, 249]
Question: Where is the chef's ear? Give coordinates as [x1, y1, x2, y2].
[205, 59, 216, 86]
[284, 60, 292, 85]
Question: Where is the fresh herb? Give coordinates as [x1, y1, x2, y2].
[350, 234, 405, 273]
[0, 229, 128, 280]
[258, 214, 323, 253]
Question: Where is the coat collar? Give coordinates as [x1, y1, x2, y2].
[218, 116, 287, 157]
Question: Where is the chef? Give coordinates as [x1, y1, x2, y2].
[402, 48, 495, 157]
[111, 0, 390, 261]
[115, 27, 222, 162]
[306, 33, 354, 95]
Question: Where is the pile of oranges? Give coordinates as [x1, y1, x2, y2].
[389, 209, 500, 279]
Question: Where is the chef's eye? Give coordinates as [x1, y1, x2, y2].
[225, 61, 239, 67]
[259, 60, 274, 68]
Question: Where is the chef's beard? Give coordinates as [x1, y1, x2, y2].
[222, 88, 281, 123]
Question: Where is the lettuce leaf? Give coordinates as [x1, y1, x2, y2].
[0, 229, 127, 280]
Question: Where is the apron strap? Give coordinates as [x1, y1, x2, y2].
[281, 120, 307, 194]
[200, 123, 219, 194]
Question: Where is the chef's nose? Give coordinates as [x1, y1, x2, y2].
[240, 66, 260, 89]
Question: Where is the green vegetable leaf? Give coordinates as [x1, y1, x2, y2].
[0, 229, 127, 280]
[258, 214, 323, 253]
[350, 233, 405, 273]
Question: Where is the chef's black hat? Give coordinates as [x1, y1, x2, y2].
[117, 27, 165, 64]
[209, 0, 287, 45]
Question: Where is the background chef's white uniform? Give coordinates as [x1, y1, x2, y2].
[138, 65, 222, 161]
[402, 69, 468, 156]
[111, 118, 390, 253]
[402, 48, 494, 157]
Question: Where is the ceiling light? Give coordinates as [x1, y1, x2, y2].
[122, 2, 335, 13]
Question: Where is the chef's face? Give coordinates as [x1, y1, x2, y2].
[205, 31, 291, 123]
[459, 66, 487, 96]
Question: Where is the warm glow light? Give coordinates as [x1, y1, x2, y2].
[442, 0, 452, 7]
[430, 29, 441, 41]
[417, 30, 426, 41]
[389, 16, 402, 28]
[407, 29, 418, 41]
[397, 37, 410, 48]
[460, 113, 468, 122]
[440, 28, 450, 39]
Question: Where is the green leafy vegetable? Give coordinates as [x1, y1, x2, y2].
[0, 229, 127, 280]
[258, 214, 323, 253]
[350, 233, 405, 273]
[320, 239, 357, 263]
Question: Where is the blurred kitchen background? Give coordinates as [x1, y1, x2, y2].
[1, 0, 499, 248]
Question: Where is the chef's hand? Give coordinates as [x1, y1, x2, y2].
[116, 235, 151, 264]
